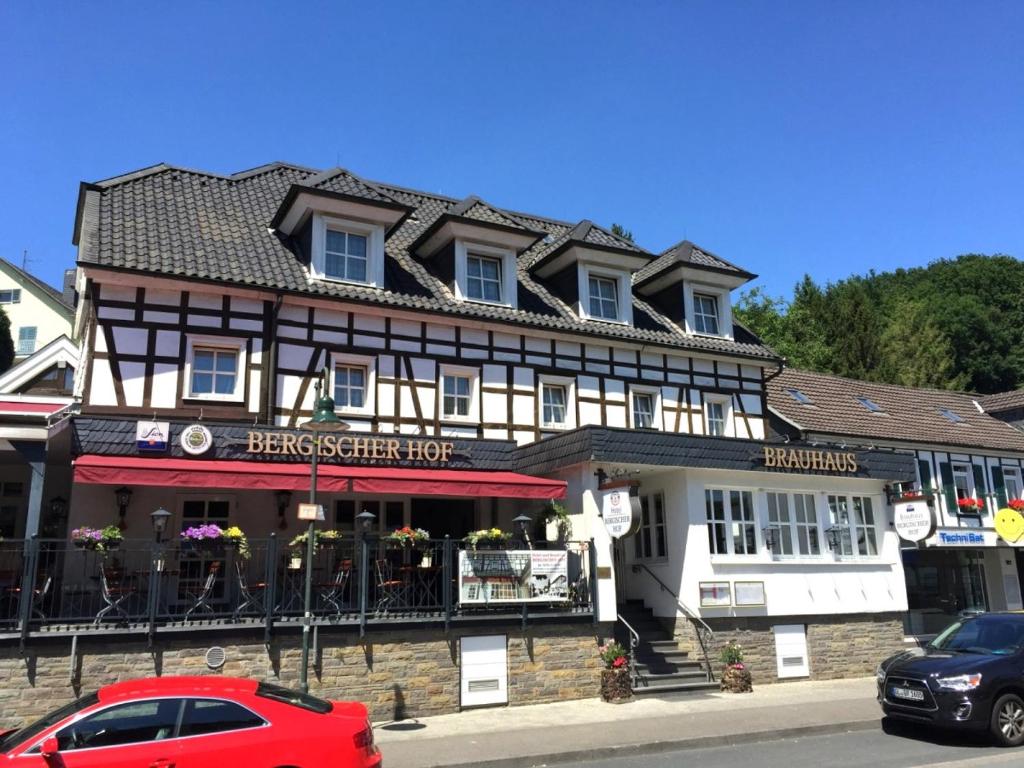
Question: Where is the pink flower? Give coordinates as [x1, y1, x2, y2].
[612, 656, 627, 668]
[731, 662, 745, 670]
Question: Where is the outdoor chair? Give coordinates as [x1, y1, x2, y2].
[5, 572, 52, 621]
[318, 558, 352, 615]
[184, 561, 221, 621]
[232, 558, 267, 620]
[374, 559, 408, 615]
[95, 567, 134, 625]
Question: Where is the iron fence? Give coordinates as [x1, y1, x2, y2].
[0, 536, 595, 640]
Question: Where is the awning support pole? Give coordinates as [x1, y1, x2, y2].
[18, 536, 38, 653]
[443, 536, 452, 634]
[358, 536, 369, 639]
[264, 533, 278, 647]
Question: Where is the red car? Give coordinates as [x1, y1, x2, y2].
[0, 676, 381, 767]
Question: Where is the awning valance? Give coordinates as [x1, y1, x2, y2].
[72, 455, 566, 500]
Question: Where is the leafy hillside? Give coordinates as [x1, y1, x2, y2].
[734, 254, 1024, 394]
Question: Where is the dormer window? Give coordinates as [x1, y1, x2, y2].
[311, 213, 385, 287]
[588, 275, 619, 320]
[454, 241, 517, 308]
[692, 293, 720, 335]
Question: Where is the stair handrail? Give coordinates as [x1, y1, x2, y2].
[631, 563, 716, 682]
[616, 613, 640, 689]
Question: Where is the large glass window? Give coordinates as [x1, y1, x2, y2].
[588, 275, 619, 320]
[542, 383, 568, 427]
[705, 489, 756, 556]
[1005, 467, 1023, 502]
[632, 392, 655, 429]
[692, 293, 720, 334]
[827, 495, 877, 556]
[634, 493, 666, 560]
[334, 364, 366, 409]
[442, 374, 472, 418]
[16, 327, 36, 356]
[190, 347, 238, 397]
[324, 228, 368, 283]
[767, 492, 820, 557]
[466, 254, 503, 302]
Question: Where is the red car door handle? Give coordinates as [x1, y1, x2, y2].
[149, 760, 175, 768]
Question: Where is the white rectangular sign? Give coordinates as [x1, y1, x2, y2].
[297, 503, 325, 521]
[458, 549, 569, 604]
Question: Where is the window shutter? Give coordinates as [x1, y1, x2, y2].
[917, 459, 933, 495]
[972, 464, 988, 507]
[992, 466, 1008, 508]
[939, 461, 957, 518]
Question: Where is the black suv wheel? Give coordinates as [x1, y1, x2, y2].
[991, 693, 1024, 747]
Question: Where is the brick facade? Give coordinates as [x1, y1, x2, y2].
[668, 613, 903, 683]
[0, 622, 605, 729]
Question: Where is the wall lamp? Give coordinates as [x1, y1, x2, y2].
[114, 486, 133, 531]
[274, 490, 292, 530]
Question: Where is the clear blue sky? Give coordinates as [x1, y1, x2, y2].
[2, 1, 1022, 301]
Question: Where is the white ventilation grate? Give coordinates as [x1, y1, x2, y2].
[205, 646, 226, 669]
[468, 679, 500, 692]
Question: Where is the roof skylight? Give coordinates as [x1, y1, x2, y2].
[785, 388, 813, 405]
[939, 408, 965, 424]
[856, 396, 884, 414]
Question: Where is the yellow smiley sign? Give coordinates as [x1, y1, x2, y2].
[995, 508, 1024, 544]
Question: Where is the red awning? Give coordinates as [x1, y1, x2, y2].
[0, 400, 66, 415]
[72, 455, 566, 500]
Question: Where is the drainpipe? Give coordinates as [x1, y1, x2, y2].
[264, 294, 284, 425]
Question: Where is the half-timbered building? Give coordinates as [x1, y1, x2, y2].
[1, 162, 918, 725]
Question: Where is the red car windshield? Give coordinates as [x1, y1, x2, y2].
[255, 683, 333, 714]
[0, 692, 99, 753]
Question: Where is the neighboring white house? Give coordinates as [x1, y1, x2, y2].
[0, 258, 75, 359]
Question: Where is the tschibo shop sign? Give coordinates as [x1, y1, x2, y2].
[245, 432, 455, 463]
[601, 484, 642, 539]
[761, 447, 859, 473]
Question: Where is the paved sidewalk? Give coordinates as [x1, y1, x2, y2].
[375, 677, 882, 768]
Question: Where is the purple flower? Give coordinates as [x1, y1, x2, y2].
[180, 524, 224, 541]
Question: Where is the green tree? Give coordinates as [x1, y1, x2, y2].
[879, 300, 967, 389]
[610, 223, 633, 242]
[823, 280, 884, 380]
[0, 308, 14, 373]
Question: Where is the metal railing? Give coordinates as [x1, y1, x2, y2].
[631, 563, 716, 682]
[616, 613, 640, 689]
[0, 536, 594, 643]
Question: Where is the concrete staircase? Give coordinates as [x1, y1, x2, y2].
[617, 599, 718, 698]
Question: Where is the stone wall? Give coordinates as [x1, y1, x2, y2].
[0, 621, 606, 730]
[668, 612, 903, 684]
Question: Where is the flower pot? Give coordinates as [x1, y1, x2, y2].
[720, 664, 753, 693]
[600, 668, 632, 703]
[102, 539, 121, 551]
[475, 541, 507, 551]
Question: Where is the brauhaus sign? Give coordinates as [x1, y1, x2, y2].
[761, 446, 859, 473]
[246, 432, 454, 463]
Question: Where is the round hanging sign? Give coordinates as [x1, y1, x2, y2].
[180, 424, 213, 456]
[601, 486, 642, 539]
[893, 500, 934, 543]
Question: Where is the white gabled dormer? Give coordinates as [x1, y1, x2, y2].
[410, 196, 542, 310]
[633, 240, 756, 341]
[528, 220, 651, 326]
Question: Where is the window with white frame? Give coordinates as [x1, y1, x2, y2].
[766, 492, 820, 557]
[542, 382, 568, 427]
[634, 492, 666, 560]
[952, 463, 973, 499]
[0, 289, 21, 304]
[334, 365, 366, 408]
[1005, 467, 1023, 502]
[311, 214, 385, 287]
[440, 366, 478, 421]
[705, 396, 730, 437]
[827, 495, 877, 557]
[16, 327, 36, 356]
[705, 488, 757, 556]
[186, 337, 246, 401]
[693, 293, 720, 335]
[631, 391, 656, 429]
[588, 275, 618, 320]
[466, 253, 503, 303]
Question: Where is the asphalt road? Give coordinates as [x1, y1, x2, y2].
[553, 721, 1022, 768]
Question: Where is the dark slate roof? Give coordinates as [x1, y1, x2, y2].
[768, 368, 1024, 453]
[514, 425, 916, 481]
[634, 239, 756, 287]
[0, 258, 75, 311]
[980, 391, 1024, 414]
[75, 161, 774, 361]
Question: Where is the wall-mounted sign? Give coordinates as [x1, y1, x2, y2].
[136, 421, 169, 452]
[297, 503, 325, 522]
[699, 582, 731, 607]
[761, 446, 859, 473]
[180, 424, 214, 456]
[246, 432, 454, 463]
[928, 528, 996, 548]
[734, 581, 766, 607]
[995, 508, 1024, 545]
[458, 550, 569, 604]
[601, 485, 641, 539]
[894, 501, 935, 543]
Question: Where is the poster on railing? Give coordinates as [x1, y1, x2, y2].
[458, 549, 569, 604]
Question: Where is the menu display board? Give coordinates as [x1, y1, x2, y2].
[699, 582, 731, 607]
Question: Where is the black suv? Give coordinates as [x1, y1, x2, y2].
[878, 613, 1024, 746]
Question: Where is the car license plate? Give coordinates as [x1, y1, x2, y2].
[891, 686, 924, 701]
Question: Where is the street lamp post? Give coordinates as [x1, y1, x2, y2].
[298, 372, 349, 693]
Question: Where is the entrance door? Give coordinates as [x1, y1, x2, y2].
[903, 548, 989, 635]
[411, 498, 476, 540]
[612, 539, 628, 604]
